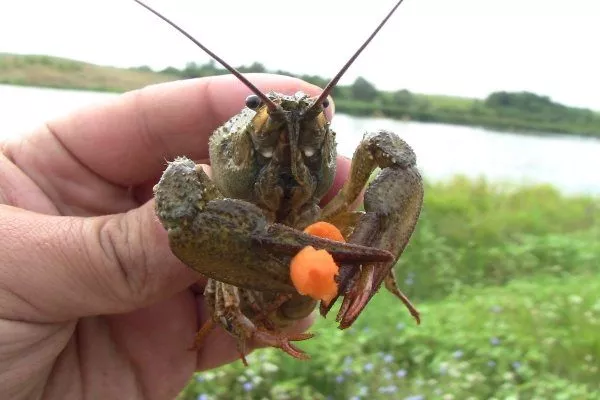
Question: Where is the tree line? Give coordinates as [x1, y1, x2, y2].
[131, 61, 600, 137]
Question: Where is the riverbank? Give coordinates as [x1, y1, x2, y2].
[2, 53, 600, 138]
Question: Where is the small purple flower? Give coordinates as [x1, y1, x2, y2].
[405, 272, 416, 286]
[336, 375, 345, 383]
[453, 350, 464, 359]
[490, 337, 501, 346]
[364, 362, 374, 372]
[488, 360, 496, 368]
[242, 382, 253, 392]
[379, 385, 398, 394]
[197, 395, 208, 400]
[396, 369, 407, 378]
[512, 361, 522, 370]
[383, 353, 394, 363]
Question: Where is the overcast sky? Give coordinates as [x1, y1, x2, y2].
[1, 0, 599, 109]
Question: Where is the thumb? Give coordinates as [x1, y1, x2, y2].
[0, 201, 201, 322]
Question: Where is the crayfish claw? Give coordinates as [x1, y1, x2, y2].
[336, 264, 376, 329]
[256, 224, 394, 264]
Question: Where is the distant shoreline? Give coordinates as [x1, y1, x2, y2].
[2, 53, 599, 139]
[0, 81, 124, 93]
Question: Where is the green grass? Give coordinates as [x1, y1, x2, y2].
[179, 276, 600, 400]
[0, 53, 177, 92]
[416, 93, 475, 110]
[177, 178, 600, 399]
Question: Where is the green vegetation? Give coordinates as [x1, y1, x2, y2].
[3, 54, 600, 138]
[177, 177, 600, 399]
[0, 53, 177, 92]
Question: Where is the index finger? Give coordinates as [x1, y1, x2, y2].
[47, 74, 335, 186]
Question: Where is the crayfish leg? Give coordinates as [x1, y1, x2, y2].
[204, 281, 314, 364]
[190, 318, 216, 351]
[384, 269, 420, 325]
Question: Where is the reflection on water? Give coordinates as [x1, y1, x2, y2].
[0, 84, 117, 138]
[1, 84, 599, 195]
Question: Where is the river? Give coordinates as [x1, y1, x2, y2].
[1, 84, 598, 195]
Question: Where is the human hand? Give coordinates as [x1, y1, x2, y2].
[0, 74, 349, 400]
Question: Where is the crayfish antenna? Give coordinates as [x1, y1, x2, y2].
[309, 0, 408, 112]
[132, 0, 278, 111]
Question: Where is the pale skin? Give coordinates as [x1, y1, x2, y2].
[0, 74, 354, 400]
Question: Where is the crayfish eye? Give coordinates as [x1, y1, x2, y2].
[245, 94, 261, 109]
[322, 98, 330, 109]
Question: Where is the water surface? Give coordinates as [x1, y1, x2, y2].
[2, 84, 598, 195]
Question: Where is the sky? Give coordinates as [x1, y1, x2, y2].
[1, 0, 599, 109]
